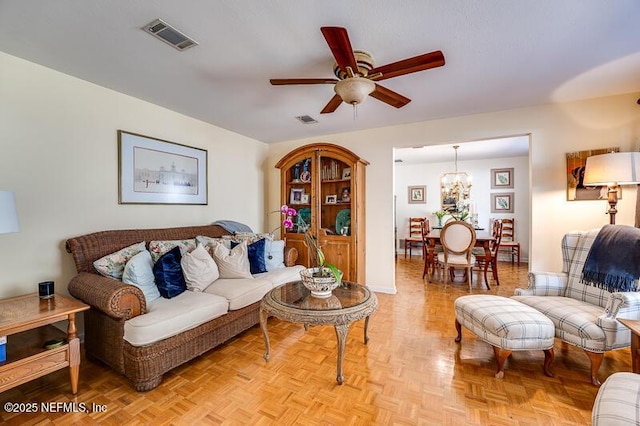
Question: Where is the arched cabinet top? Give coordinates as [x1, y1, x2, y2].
[275, 143, 369, 169]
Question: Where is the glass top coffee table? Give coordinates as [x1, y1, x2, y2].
[260, 280, 377, 385]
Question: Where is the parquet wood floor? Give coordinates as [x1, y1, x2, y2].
[0, 258, 631, 425]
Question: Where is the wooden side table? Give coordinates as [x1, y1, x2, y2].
[617, 318, 640, 373]
[0, 293, 89, 394]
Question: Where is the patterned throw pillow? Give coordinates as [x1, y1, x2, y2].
[181, 244, 220, 291]
[93, 241, 146, 280]
[122, 250, 161, 303]
[152, 246, 186, 299]
[195, 235, 230, 250]
[149, 239, 197, 263]
[223, 232, 273, 245]
[210, 241, 253, 279]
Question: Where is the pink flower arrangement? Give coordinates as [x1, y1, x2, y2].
[280, 204, 297, 230]
[277, 204, 341, 282]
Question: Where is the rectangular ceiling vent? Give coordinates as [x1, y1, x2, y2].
[295, 115, 318, 124]
[142, 19, 198, 51]
[394, 159, 403, 163]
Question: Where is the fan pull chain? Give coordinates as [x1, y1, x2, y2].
[352, 103, 358, 121]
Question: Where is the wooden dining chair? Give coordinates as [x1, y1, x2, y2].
[497, 218, 520, 265]
[435, 220, 477, 290]
[404, 217, 426, 258]
[421, 219, 434, 278]
[474, 220, 502, 287]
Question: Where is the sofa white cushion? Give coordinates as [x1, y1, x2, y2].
[254, 265, 306, 287]
[123, 291, 228, 346]
[210, 241, 253, 279]
[122, 250, 161, 303]
[181, 244, 219, 291]
[204, 277, 273, 310]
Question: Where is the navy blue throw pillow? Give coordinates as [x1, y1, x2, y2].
[153, 246, 186, 298]
[231, 238, 267, 274]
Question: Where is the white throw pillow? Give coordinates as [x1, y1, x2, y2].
[122, 250, 161, 303]
[264, 240, 285, 271]
[181, 244, 220, 291]
[210, 241, 253, 279]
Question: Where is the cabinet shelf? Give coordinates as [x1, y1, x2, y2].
[321, 178, 350, 184]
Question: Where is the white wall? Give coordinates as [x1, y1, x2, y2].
[266, 92, 640, 294]
[0, 52, 267, 298]
[395, 155, 530, 260]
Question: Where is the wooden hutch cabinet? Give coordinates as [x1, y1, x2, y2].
[275, 143, 368, 283]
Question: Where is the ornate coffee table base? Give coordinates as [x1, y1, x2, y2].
[260, 281, 377, 385]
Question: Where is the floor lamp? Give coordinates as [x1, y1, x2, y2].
[0, 191, 19, 234]
[583, 152, 640, 224]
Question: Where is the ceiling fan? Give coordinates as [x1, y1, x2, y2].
[270, 26, 445, 114]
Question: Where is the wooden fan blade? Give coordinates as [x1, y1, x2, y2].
[270, 78, 338, 85]
[369, 51, 445, 81]
[320, 27, 358, 74]
[369, 84, 411, 109]
[320, 94, 343, 114]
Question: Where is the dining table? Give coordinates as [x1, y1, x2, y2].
[424, 228, 496, 287]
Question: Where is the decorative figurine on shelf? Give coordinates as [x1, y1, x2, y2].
[341, 186, 351, 202]
[300, 159, 311, 183]
[292, 163, 301, 182]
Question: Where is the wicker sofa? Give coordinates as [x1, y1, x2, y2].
[65, 224, 301, 391]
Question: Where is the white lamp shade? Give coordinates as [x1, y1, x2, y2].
[334, 77, 375, 105]
[583, 152, 640, 186]
[0, 191, 19, 234]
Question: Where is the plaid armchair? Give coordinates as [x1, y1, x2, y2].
[512, 228, 640, 385]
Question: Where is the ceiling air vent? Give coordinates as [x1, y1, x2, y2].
[142, 19, 198, 51]
[295, 115, 318, 124]
[394, 159, 403, 163]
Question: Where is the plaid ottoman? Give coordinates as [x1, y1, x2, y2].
[454, 294, 555, 378]
[592, 372, 640, 425]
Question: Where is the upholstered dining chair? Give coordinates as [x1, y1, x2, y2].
[404, 217, 426, 258]
[474, 220, 503, 287]
[435, 220, 477, 290]
[497, 218, 520, 265]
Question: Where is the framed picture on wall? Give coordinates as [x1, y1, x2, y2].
[408, 185, 426, 204]
[491, 168, 514, 189]
[566, 147, 620, 201]
[118, 130, 207, 205]
[491, 193, 514, 213]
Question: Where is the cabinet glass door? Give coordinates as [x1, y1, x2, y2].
[284, 156, 312, 235]
[319, 155, 351, 236]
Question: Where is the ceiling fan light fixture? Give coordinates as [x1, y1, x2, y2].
[334, 77, 375, 105]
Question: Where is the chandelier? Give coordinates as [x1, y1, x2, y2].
[441, 145, 472, 217]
